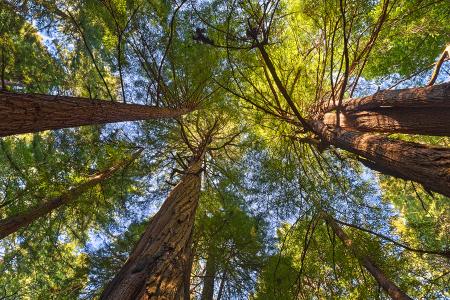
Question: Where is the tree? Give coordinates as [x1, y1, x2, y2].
[323, 213, 412, 300]
[193, 183, 268, 300]
[322, 83, 450, 136]
[100, 153, 205, 299]
[100, 112, 231, 298]
[1, 0, 449, 299]
[0, 91, 192, 137]
[197, 0, 450, 197]
[0, 148, 142, 239]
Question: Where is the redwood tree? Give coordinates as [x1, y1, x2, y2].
[322, 213, 413, 300]
[322, 83, 450, 136]
[0, 148, 142, 239]
[100, 151, 204, 300]
[0, 92, 192, 137]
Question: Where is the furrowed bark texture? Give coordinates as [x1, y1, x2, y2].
[100, 158, 203, 300]
[310, 121, 450, 197]
[341, 82, 450, 111]
[324, 214, 413, 300]
[0, 149, 142, 239]
[321, 83, 450, 136]
[323, 107, 450, 136]
[0, 92, 191, 137]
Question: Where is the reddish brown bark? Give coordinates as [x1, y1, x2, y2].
[323, 107, 450, 136]
[0, 149, 142, 239]
[310, 120, 450, 197]
[100, 157, 203, 300]
[323, 213, 412, 300]
[319, 82, 450, 122]
[0, 92, 192, 137]
[340, 82, 450, 112]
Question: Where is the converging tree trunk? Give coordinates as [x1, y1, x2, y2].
[0, 149, 142, 239]
[323, 213, 412, 300]
[340, 82, 450, 111]
[322, 83, 450, 136]
[100, 155, 204, 300]
[323, 107, 450, 136]
[255, 43, 450, 197]
[310, 121, 450, 197]
[0, 92, 192, 137]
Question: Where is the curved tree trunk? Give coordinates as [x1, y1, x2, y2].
[0, 92, 192, 137]
[0, 149, 142, 239]
[310, 121, 450, 197]
[100, 156, 204, 300]
[323, 213, 412, 300]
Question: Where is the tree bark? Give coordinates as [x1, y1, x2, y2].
[339, 82, 450, 112]
[323, 107, 450, 136]
[100, 156, 204, 300]
[200, 252, 217, 300]
[320, 82, 450, 136]
[323, 213, 412, 300]
[0, 92, 192, 137]
[0, 149, 142, 239]
[310, 120, 450, 197]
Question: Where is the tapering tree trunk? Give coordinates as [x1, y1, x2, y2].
[328, 82, 450, 112]
[323, 107, 450, 136]
[310, 121, 450, 197]
[0, 92, 192, 137]
[321, 82, 450, 136]
[0, 149, 142, 239]
[100, 157, 203, 300]
[200, 252, 217, 300]
[323, 213, 412, 300]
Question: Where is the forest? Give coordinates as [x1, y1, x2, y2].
[0, 0, 449, 299]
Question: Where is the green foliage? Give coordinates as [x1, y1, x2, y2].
[0, 6, 63, 92]
[0, 0, 449, 299]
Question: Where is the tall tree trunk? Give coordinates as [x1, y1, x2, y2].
[321, 82, 450, 136]
[100, 156, 204, 300]
[324, 82, 450, 112]
[0, 149, 142, 239]
[323, 213, 412, 300]
[323, 107, 450, 136]
[0, 92, 192, 137]
[200, 251, 217, 300]
[310, 121, 450, 197]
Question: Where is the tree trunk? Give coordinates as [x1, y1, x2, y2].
[0, 92, 192, 137]
[100, 156, 203, 300]
[200, 252, 217, 300]
[330, 82, 450, 112]
[323, 107, 450, 136]
[323, 213, 412, 300]
[0, 149, 142, 239]
[310, 121, 450, 197]
[321, 82, 450, 136]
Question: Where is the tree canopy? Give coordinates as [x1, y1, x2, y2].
[0, 0, 449, 299]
